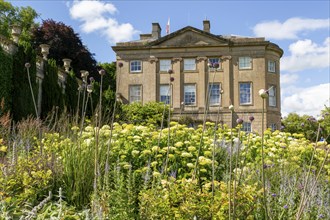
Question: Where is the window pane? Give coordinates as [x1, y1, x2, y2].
[209, 83, 220, 105]
[239, 57, 252, 69]
[184, 58, 196, 71]
[239, 83, 252, 104]
[208, 58, 221, 70]
[160, 85, 171, 104]
[184, 84, 196, 105]
[269, 86, 276, 107]
[270, 123, 277, 131]
[129, 85, 141, 103]
[160, 59, 171, 72]
[268, 60, 276, 72]
[241, 122, 252, 132]
[130, 60, 142, 72]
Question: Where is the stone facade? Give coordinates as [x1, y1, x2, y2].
[112, 20, 283, 134]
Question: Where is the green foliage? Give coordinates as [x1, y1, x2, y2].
[1, 112, 329, 218]
[99, 62, 117, 119]
[139, 179, 261, 219]
[0, 0, 38, 41]
[64, 70, 78, 113]
[11, 41, 37, 120]
[282, 109, 330, 142]
[0, 46, 13, 114]
[31, 19, 98, 80]
[0, 0, 17, 37]
[121, 101, 170, 126]
[41, 58, 64, 118]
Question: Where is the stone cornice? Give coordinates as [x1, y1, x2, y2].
[171, 57, 182, 63]
[148, 56, 158, 63]
[196, 56, 208, 62]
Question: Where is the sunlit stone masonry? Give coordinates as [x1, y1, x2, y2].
[112, 20, 283, 134]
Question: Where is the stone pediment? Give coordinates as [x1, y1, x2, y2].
[150, 27, 229, 47]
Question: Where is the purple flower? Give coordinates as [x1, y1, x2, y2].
[271, 193, 276, 197]
[170, 77, 175, 82]
[236, 118, 244, 125]
[213, 62, 220, 69]
[118, 62, 123, 67]
[249, 116, 255, 122]
[301, 122, 305, 127]
[89, 77, 95, 83]
[208, 62, 213, 68]
[283, 205, 288, 209]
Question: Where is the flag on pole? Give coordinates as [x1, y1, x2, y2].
[166, 18, 170, 35]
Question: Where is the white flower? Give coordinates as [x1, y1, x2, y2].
[317, 115, 324, 122]
[229, 105, 234, 111]
[259, 89, 269, 98]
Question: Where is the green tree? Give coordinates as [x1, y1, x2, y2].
[98, 62, 116, 120]
[282, 109, 330, 142]
[31, 19, 98, 81]
[0, 0, 38, 41]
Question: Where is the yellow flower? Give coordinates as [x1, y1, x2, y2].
[187, 163, 194, 168]
[181, 152, 193, 158]
[0, 145, 7, 152]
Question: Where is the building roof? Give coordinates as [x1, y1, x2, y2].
[112, 22, 283, 57]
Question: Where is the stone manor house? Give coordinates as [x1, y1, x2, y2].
[112, 20, 283, 133]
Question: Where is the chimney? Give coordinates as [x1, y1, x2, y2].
[203, 20, 210, 33]
[152, 23, 161, 39]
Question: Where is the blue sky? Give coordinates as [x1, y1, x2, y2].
[9, 0, 330, 117]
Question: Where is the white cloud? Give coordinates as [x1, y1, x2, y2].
[281, 73, 299, 84]
[281, 37, 330, 72]
[253, 17, 330, 40]
[69, 0, 138, 43]
[281, 83, 330, 117]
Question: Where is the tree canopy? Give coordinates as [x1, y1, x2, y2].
[282, 107, 330, 142]
[31, 19, 99, 81]
[0, 0, 38, 42]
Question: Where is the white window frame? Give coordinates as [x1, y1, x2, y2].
[129, 85, 142, 103]
[208, 83, 221, 106]
[268, 60, 276, 73]
[208, 57, 222, 70]
[242, 122, 252, 133]
[160, 84, 171, 105]
[130, 60, 142, 73]
[239, 82, 252, 105]
[269, 86, 276, 107]
[184, 58, 196, 71]
[184, 84, 196, 105]
[238, 57, 252, 70]
[159, 59, 172, 72]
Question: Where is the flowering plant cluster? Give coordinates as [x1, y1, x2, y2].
[0, 117, 329, 219]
